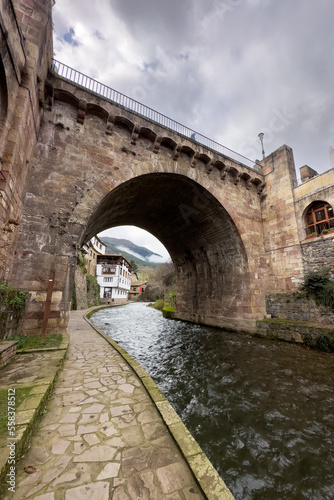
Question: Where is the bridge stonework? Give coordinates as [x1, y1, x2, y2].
[3, 0, 332, 337]
[9, 74, 302, 334]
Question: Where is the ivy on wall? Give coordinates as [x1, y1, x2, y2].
[86, 274, 100, 307]
[0, 282, 27, 339]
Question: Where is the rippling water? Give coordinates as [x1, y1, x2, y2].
[91, 302, 334, 500]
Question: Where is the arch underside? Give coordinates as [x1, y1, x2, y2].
[83, 173, 251, 329]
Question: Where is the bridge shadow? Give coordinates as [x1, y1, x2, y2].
[81, 173, 250, 329]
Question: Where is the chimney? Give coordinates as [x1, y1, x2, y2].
[299, 165, 318, 183]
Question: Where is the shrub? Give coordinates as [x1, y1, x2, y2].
[0, 282, 27, 339]
[77, 252, 87, 274]
[319, 281, 334, 311]
[0, 283, 27, 310]
[86, 274, 100, 307]
[301, 268, 331, 298]
[300, 267, 334, 311]
[152, 299, 164, 311]
[316, 334, 334, 353]
[303, 333, 314, 348]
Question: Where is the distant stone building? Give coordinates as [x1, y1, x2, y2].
[129, 273, 148, 301]
[96, 255, 132, 304]
[82, 236, 107, 276]
[73, 236, 106, 310]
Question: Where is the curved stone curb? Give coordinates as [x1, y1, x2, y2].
[0, 334, 69, 497]
[85, 311, 235, 500]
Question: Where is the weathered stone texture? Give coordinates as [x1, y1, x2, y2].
[11, 76, 269, 334]
[0, 341, 17, 368]
[261, 146, 304, 292]
[256, 319, 334, 347]
[301, 236, 334, 276]
[74, 269, 88, 310]
[0, 0, 53, 281]
[266, 293, 334, 324]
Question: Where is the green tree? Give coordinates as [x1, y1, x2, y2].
[130, 260, 138, 273]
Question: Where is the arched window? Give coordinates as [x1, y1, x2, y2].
[305, 201, 334, 236]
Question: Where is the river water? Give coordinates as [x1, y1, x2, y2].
[91, 302, 334, 500]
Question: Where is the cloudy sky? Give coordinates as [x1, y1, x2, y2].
[98, 226, 170, 262]
[52, 0, 334, 259]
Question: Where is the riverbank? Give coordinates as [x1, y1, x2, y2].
[90, 302, 334, 499]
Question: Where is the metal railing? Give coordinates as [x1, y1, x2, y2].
[51, 59, 258, 170]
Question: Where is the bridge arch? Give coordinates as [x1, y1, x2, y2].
[81, 172, 250, 327]
[11, 78, 269, 334]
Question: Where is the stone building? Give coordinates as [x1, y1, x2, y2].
[294, 165, 334, 277]
[1, 0, 334, 336]
[129, 274, 148, 301]
[82, 235, 107, 277]
[73, 236, 106, 310]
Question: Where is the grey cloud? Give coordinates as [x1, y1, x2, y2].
[53, 0, 334, 172]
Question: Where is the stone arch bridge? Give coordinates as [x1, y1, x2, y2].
[11, 63, 303, 335]
[0, 0, 306, 335]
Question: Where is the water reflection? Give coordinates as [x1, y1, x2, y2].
[91, 302, 334, 500]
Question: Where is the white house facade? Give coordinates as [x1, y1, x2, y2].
[96, 254, 132, 304]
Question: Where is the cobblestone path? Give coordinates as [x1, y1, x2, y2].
[4, 310, 204, 500]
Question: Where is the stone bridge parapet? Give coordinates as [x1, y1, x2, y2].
[46, 73, 266, 196]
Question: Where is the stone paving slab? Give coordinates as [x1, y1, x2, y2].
[1, 310, 234, 500]
[0, 342, 68, 498]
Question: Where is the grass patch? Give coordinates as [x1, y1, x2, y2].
[13, 334, 62, 351]
[0, 387, 33, 436]
[150, 299, 166, 311]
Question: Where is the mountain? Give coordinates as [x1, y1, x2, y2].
[100, 237, 163, 268]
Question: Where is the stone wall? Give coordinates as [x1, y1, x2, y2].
[73, 270, 101, 310]
[266, 292, 334, 324]
[0, 342, 17, 368]
[0, 309, 25, 340]
[301, 235, 334, 276]
[0, 0, 53, 281]
[256, 319, 334, 352]
[261, 146, 304, 292]
[74, 269, 88, 310]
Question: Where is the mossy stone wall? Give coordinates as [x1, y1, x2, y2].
[0, 284, 27, 339]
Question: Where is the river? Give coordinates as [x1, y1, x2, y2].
[90, 302, 334, 500]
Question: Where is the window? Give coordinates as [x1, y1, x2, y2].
[305, 201, 334, 236]
[102, 266, 116, 274]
